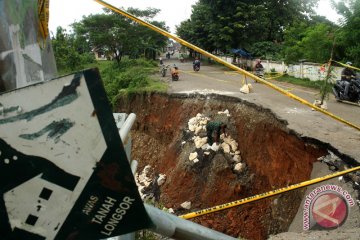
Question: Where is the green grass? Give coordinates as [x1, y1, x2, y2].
[267, 74, 331, 90]
[56, 58, 168, 108]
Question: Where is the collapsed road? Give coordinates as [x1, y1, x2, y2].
[113, 55, 360, 240]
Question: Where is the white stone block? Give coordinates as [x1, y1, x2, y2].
[189, 152, 198, 161]
[180, 201, 192, 210]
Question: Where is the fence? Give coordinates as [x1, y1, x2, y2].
[216, 56, 343, 82]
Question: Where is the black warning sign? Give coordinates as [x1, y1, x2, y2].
[0, 68, 152, 239]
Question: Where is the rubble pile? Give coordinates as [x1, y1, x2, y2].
[135, 165, 167, 202]
[186, 110, 246, 173]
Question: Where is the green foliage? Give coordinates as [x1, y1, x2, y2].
[274, 75, 325, 89]
[177, 0, 319, 53]
[282, 22, 337, 63]
[71, 8, 168, 64]
[248, 41, 283, 60]
[99, 59, 165, 106]
[52, 27, 95, 74]
[334, 0, 360, 66]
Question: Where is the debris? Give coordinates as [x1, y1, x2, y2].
[180, 201, 191, 210]
[218, 109, 231, 117]
[210, 143, 220, 152]
[233, 154, 241, 162]
[194, 136, 207, 148]
[240, 84, 253, 94]
[221, 142, 231, 153]
[157, 174, 166, 186]
[234, 163, 246, 173]
[189, 152, 198, 161]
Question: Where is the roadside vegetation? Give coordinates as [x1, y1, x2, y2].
[51, 7, 168, 107]
[51, 1, 360, 99]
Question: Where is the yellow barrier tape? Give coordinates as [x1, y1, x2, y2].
[180, 166, 360, 219]
[38, 0, 49, 39]
[94, 0, 360, 132]
[264, 73, 284, 80]
[332, 60, 360, 72]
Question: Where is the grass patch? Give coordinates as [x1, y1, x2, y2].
[267, 74, 330, 90]
[56, 58, 167, 108]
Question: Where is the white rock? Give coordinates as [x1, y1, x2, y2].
[168, 208, 174, 214]
[189, 124, 196, 132]
[196, 113, 203, 119]
[211, 143, 220, 152]
[202, 143, 210, 150]
[221, 143, 231, 153]
[230, 141, 238, 152]
[233, 154, 241, 162]
[204, 151, 210, 155]
[234, 163, 245, 173]
[193, 158, 199, 163]
[189, 152, 198, 161]
[240, 84, 250, 94]
[235, 151, 240, 155]
[182, 141, 186, 145]
[199, 120, 208, 125]
[195, 126, 203, 135]
[180, 201, 191, 210]
[157, 174, 166, 186]
[195, 137, 208, 148]
[188, 117, 197, 126]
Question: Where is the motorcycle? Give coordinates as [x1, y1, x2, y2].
[332, 77, 360, 104]
[160, 64, 170, 77]
[193, 60, 200, 72]
[171, 65, 179, 81]
[254, 67, 265, 82]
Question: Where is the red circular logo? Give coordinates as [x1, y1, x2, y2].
[311, 193, 348, 229]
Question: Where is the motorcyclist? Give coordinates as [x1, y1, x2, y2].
[341, 61, 356, 100]
[254, 60, 264, 79]
[193, 57, 201, 71]
[254, 60, 264, 71]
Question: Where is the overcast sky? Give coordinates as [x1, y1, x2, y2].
[49, 0, 341, 35]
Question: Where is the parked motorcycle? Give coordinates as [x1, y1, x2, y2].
[332, 77, 360, 104]
[171, 65, 179, 81]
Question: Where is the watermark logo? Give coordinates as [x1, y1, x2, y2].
[303, 184, 355, 230]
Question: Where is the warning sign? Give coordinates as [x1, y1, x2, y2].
[0, 69, 152, 239]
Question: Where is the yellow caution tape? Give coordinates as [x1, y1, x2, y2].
[332, 60, 360, 72]
[38, 0, 49, 39]
[94, 0, 360, 132]
[180, 166, 360, 219]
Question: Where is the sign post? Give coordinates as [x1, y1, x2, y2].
[0, 68, 152, 239]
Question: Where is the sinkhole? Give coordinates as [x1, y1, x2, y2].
[115, 92, 329, 240]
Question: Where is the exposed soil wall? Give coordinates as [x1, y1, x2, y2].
[115, 92, 327, 240]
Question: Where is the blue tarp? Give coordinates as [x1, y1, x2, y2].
[231, 48, 252, 59]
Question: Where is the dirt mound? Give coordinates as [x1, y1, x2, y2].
[115, 92, 327, 240]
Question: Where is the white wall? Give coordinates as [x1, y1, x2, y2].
[215, 56, 342, 82]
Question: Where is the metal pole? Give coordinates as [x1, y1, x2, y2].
[145, 205, 237, 240]
[119, 113, 136, 142]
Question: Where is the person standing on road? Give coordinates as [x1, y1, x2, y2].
[159, 57, 163, 65]
[206, 121, 227, 145]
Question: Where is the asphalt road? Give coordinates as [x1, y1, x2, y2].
[161, 58, 360, 162]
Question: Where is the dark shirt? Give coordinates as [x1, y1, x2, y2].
[341, 68, 356, 81]
[255, 63, 264, 70]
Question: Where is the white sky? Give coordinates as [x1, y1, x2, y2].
[49, 0, 341, 35]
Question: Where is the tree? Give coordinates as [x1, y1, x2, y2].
[51, 27, 83, 71]
[71, 8, 168, 64]
[282, 23, 337, 63]
[177, 0, 320, 55]
[333, 0, 360, 65]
